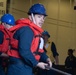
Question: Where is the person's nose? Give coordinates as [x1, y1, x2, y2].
[41, 17, 45, 22]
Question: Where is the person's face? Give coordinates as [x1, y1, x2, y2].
[29, 14, 46, 28]
[34, 14, 46, 28]
[2, 23, 13, 29]
[43, 35, 49, 43]
[68, 51, 72, 56]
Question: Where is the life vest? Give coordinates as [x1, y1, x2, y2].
[7, 18, 44, 61]
[0, 25, 10, 53]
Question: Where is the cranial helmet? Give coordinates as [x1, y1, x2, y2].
[1, 14, 15, 25]
[42, 31, 50, 38]
[28, 3, 47, 16]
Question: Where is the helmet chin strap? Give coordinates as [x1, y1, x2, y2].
[31, 13, 36, 25]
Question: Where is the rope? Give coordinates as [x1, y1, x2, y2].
[50, 67, 72, 75]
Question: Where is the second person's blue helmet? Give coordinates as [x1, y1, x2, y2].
[28, 3, 47, 16]
[42, 31, 50, 38]
[1, 14, 15, 25]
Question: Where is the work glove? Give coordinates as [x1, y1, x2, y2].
[45, 58, 52, 70]
[36, 62, 48, 69]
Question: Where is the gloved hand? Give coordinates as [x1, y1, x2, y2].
[46, 58, 52, 70]
[36, 62, 48, 69]
[1, 53, 9, 57]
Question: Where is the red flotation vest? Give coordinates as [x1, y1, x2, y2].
[0, 25, 10, 53]
[7, 18, 44, 61]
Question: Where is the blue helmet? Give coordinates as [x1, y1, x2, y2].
[42, 31, 50, 38]
[1, 14, 15, 25]
[28, 3, 47, 16]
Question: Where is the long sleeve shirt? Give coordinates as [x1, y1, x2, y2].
[13, 26, 48, 67]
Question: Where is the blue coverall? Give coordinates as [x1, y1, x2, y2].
[0, 31, 5, 75]
[7, 26, 48, 75]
